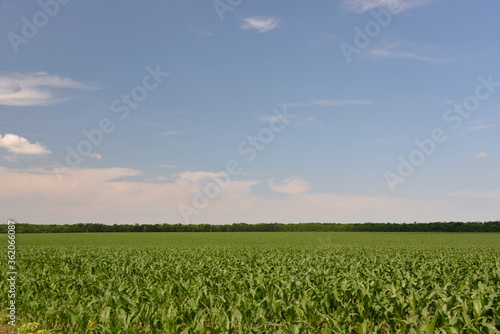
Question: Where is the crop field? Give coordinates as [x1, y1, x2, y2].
[1, 232, 499, 333]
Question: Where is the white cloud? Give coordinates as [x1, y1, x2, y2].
[90, 153, 102, 160]
[0, 133, 51, 155]
[367, 41, 450, 63]
[473, 152, 491, 160]
[241, 16, 279, 33]
[268, 176, 311, 195]
[343, 0, 430, 13]
[0, 72, 94, 106]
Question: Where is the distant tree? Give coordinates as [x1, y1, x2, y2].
[1, 221, 500, 233]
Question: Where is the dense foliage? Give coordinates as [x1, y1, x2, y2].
[1, 221, 500, 234]
[1, 233, 499, 333]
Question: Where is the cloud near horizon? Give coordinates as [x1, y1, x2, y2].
[268, 176, 311, 195]
[437, 190, 500, 199]
[2, 166, 493, 225]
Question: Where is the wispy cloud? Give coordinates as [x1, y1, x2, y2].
[261, 114, 322, 127]
[343, 0, 431, 13]
[0, 133, 51, 155]
[367, 41, 451, 63]
[469, 124, 498, 131]
[473, 152, 491, 160]
[268, 176, 311, 195]
[189, 27, 214, 37]
[305, 99, 373, 107]
[241, 16, 279, 33]
[282, 99, 373, 108]
[161, 130, 182, 137]
[0, 72, 95, 107]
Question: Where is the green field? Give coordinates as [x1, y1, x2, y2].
[1, 232, 499, 333]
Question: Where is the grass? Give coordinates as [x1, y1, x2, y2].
[1, 232, 499, 333]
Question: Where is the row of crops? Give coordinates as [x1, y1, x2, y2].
[1, 233, 499, 333]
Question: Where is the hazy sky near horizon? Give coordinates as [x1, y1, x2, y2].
[1, 0, 499, 225]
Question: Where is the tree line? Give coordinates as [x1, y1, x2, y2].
[1, 221, 500, 233]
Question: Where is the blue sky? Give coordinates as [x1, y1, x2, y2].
[1, 0, 499, 225]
